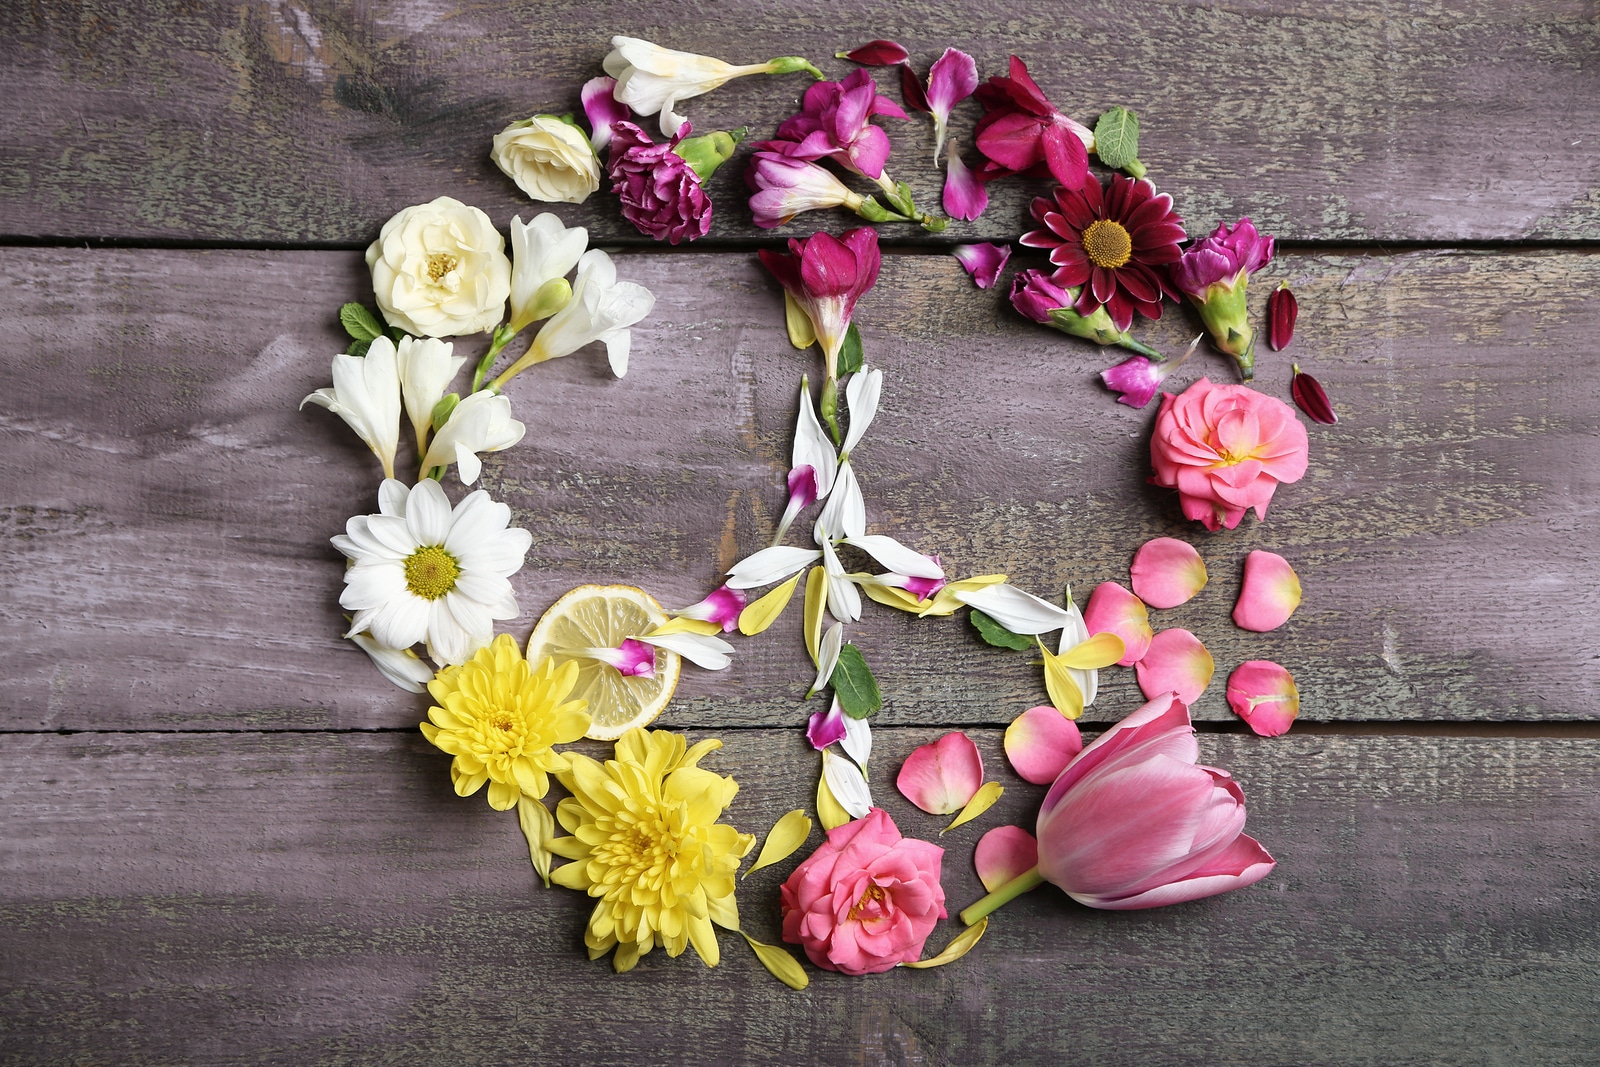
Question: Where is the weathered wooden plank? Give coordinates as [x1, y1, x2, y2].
[0, 729, 1595, 1066]
[3, 247, 1597, 730]
[3, 0, 1597, 245]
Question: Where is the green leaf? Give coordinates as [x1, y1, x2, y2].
[830, 643, 882, 718]
[339, 302, 384, 342]
[969, 609, 1031, 650]
[1093, 106, 1141, 171]
[838, 323, 864, 375]
[387, 325, 407, 343]
[345, 337, 372, 358]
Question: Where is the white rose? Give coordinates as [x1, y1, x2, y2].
[365, 197, 512, 338]
[490, 116, 601, 204]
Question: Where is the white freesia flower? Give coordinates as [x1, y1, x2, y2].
[725, 545, 821, 589]
[509, 213, 588, 332]
[493, 250, 655, 386]
[420, 389, 526, 485]
[793, 377, 839, 500]
[604, 36, 779, 136]
[1060, 591, 1098, 708]
[954, 582, 1074, 635]
[822, 747, 872, 818]
[840, 713, 872, 769]
[348, 632, 436, 693]
[333, 478, 531, 666]
[366, 197, 512, 337]
[841, 365, 883, 456]
[395, 336, 465, 457]
[635, 630, 735, 671]
[491, 116, 602, 204]
[301, 337, 402, 478]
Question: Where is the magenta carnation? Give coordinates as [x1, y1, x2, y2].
[1169, 218, 1275, 298]
[607, 120, 712, 245]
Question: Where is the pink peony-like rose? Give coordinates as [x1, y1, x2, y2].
[780, 807, 946, 974]
[1150, 377, 1309, 531]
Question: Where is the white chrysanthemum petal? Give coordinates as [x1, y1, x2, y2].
[954, 582, 1073, 635]
[638, 631, 734, 670]
[1060, 593, 1098, 708]
[817, 462, 865, 542]
[811, 622, 844, 694]
[405, 480, 453, 546]
[841, 366, 883, 456]
[364, 514, 417, 558]
[793, 378, 838, 500]
[348, 633, 436, 694]
[726, 545, 822, 589]
[821, 539, 861, 623]
[841, 534, 944, 579]
[340, 562, 405, 611]
[840, 714, 872, 768]
[822, 748, 872, 819]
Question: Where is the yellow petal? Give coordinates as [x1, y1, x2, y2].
[943, 781, 1003, 834]
[687, 912, 721, 967]
[743, 809, 813, 879]
[784, 292, 817, 350]
[1058, 631, 1126, 670]
[517, 795, 556, 888]
[899, 917, 989, 969]
[804, 566, 826, 667]
[648, 616, 723, 637]
[741, 931, 810, 990]
[859, 583, 928, 614]
[920, 574, 1008, 617]
[1040, 639, 1085, 719]
[816, 769, 853, 831]
[738, 573, 801, 636]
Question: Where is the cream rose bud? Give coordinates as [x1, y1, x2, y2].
[365, 197, 512, 338]
[491, 116, 601, 204]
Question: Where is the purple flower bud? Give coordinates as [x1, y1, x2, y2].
[1169, 218, 1275, 298]
[608, 120, 712, 245]
[1009, 268, 1074, 323]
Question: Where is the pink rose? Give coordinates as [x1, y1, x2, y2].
[1150, 377, 1309, 531]
[780, 808, 946, 974]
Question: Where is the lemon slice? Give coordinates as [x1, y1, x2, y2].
[526, 584, 681, 741]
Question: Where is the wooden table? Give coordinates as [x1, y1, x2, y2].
[4, 3, 1598, 1064]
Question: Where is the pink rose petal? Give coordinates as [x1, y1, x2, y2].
[1130, 537, 1208, 609]
[951, 242, 1009, 288]
[974, 825, 1039, 892]
[943, 151, 990, 221]
[1233, 550, 1302, 632]
[1135, 628, 1215, 704]
[1082, 582, 1153, 666]
[1003, 705, 1083, 785]
[1227, 660, 1300, 736]
[897, 731, 984, 815]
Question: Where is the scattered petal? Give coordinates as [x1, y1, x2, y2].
[840, 713, 872, 767]
[900, 916, 988, 968]
[676, 583, 746, 631]
[944, 781, 1003, 834]
[859, 581, 927, 613]
[1291, 363, 1338, 424]
[954, 582, 1073, 635]
[738, 573, 801, 635]
[1082, 582, 1153, 665]
[952, 243, 1011, 288]
[569, 637, 656, 677]
[1059, 594, 1098, 707]
[842, 534, 944, 579]
[792, 375, 839, 498]
[918, 573, 1008, 617]
[943, 149, 990, 221]
[1135, 629, 1215, 704]
[1039, 638, 1085, 719]
[899, 61, 930, 112]
[1130, 537, 1208, 609]
[823, 748, 873, 819]
[727, 544, 822, 589]
[647, 616, 723, 637]
[517, 795, 556, 887]
[925, 48, 979, 160]
[348, 633, 435, 693]
[820, 538, 862, 623]
[897, 731, 984, 814]
[745, 809, 814, 878]
[816, 766, 854, 830]
[636, 630, 735, 670]
[580, 75, 631, 152]
[1004, 705, 1083, 785]
[841, 365, 884, 455]
[804, 565, 827, 666]
[817, 461, 866, 542]
[741, 931, 810, 990]
[974, 826, 1039, 892]
[1268, 284, 1298, 351]
[811, 622, 845, 696]
[1056, 632, 1125, 670]
[1100, 355, 1166, 409]
[807, 698, 847, 750]
[1227, 660, 1301, 736]
[1234, 550, 1302, 632]
[836, 39, 909, 65]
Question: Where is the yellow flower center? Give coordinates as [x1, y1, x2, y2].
[404, 545, 460, 600]
[426, 252, 460, 282]
[848, 882, 888, 921]
[1082, 219, 1133, 269]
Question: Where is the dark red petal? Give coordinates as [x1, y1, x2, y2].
[1292, 366, 1337, 423]
[1130, 221, 1188, 251]
[1028, 195, 1056, 224]
[1115, 262, 1161, 303]
[1269, 286, 1299, 351]
[1103, 289, 1136, 332]
[899, 62, 931, 112]
[1124, 193, 1177, 234]
[1090, 265, 1118, 305]
[1040, 125, 1088, 190]
[1079, 174, 1105, 216]
[840, 40, 910, 66]
[1019, 227, 1062, 250]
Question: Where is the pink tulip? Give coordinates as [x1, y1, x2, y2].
[960, 693, 1275, 922]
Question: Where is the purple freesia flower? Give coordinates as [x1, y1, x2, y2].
[581, 75, 631, 151]
[952, 243, 1010, 289]
[1169, 218, 1275, 298]
[746, 150, 862, 228]
[766, 68, 907, 179]
[608, 120, 711, 244]
[758, 227, 882, 378]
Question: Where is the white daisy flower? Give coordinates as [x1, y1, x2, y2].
[332, 478, 532, 665]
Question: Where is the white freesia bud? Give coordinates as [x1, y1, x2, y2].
[395, 336, 465, 457]
[366, 197, 511, 338]
[509, 213, 588, 332]
[493, 249, 655, 386]
[420, 389, 526, 485]
[604, 37, 778, 136]
[490, 116, 602, 204]
[348, 633, 436, 693]
[301, 336, 402, 478]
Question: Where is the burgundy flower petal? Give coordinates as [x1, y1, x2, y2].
[1269, 286, 1299, 351]
[899, 62, 931, 112]
[839, 40, 910, 66]
[1291, 365, 1337, 424]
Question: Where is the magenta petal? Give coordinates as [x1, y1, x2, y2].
[840, 40, 910, 66]
[943, 153, 990, 221]
[807, 701, 849, 750]
[899, 62, 931, 112]
[1233, 550, 1302, 632]
[1100, 355, 1165, 409]
[952, 243, 1010, 289]
[1039, 123, 1088, 190]
[581, 75, 631, 151]
[1227, 660, 1300, 737]
[787, 464, 820, 510]
[1082, 582, 1153, 666]
[1134, 629, 1215, 704]
[1004, 706, 1083, 785]
[612, 638, 657, 678]
[925, 47, 979, 116]
[1130, 537, 1208, 609]
[896, 731, 984, 814]
[974, 825, 1039, 892]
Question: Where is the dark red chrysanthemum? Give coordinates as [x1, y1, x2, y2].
[1019, 174, 1187, 332]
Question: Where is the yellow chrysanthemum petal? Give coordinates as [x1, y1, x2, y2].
[686, 912, 720, 967]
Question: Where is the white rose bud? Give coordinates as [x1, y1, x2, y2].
[490, 116, 601, 204]
[365, 197, 512, 338]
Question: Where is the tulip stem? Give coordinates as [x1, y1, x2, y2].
[958, 866, 1044, 926]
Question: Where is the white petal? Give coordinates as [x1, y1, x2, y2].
[954, 582, 1073, 635]
[454, 442, 483, 485]
[604, 328, 630, 377]
[638, 630, 734, 670]
[726, 545, 821, 589]
[405, 479, 453, 546]
[841, 534, 944, 579]
[348, 633, 436, 693]
[841, 366, 883, 456]
[339, 561, 406, 611]
[821, 539, 861, 623]
[424, 601, 476, 666]
[1059, 592, 1098, 707]
[378, 479, 409, 517]
[811, 622, 843, 693]
[365, 514, 418, 557]
[792, 378, 838, 499]
[817, 461, 865, 542]
[839, 713, 872, 768]
[369, 593, 430, 651]
[822, 748, 872, 819]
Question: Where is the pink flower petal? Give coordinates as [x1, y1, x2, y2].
[896, 731, 984, 815]
[1134, 628, 1214, 704]
[974, 825, 1039, 892]
[807, 698, 849, 749]
[1233, 550, 1302, 632]
[1226, 660, 1300, 737]
[942, 150, 989, 221]
[1082, 582, 1153, 665]
[951, 243, 1009, 289]
[926, 47, 979, 119]
[1003, 705, 1083, 785]
[1100, 355, 1164, 409]
[838, 40, 910, 66]
[581, 75, 631, 152]
[1130, 537, 1208, 609]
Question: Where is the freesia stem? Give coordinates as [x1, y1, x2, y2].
[958, 866, 1044, 926]
[471, 324, 518, 394]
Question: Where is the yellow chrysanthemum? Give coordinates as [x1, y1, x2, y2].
[419, 634, 590, 810]
[549, 728, 756, 972]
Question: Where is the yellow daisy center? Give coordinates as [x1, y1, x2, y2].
[426, 252, 459, 282]
[1082, 219, 1133, 269]
[404, 544, 460, 600]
